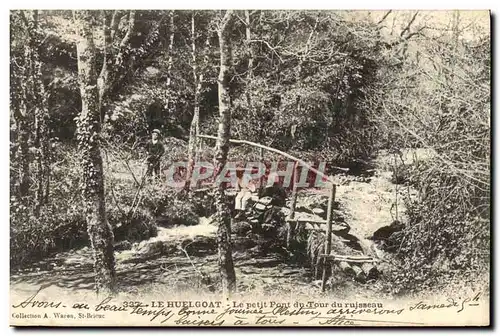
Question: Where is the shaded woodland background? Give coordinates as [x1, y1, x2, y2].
[10, 10, 490, 295]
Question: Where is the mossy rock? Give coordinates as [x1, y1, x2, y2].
[232, 221, 252, 236]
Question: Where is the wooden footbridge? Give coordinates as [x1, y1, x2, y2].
[196, 134, 380, 291]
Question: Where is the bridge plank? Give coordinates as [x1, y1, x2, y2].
[319, 254, 376, 263]
[286, 217, 327, 224]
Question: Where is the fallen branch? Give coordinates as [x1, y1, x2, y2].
[123, 160, 140, 186]
[178, 243, 212, 289]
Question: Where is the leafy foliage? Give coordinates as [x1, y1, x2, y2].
[369, 20, 490, 293]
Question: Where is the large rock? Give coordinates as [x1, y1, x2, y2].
[181, 236, 217, 255]
[312, 208, 325, 216]
[137, 240, 166, 257]
[368, 220, 404, 241]
[135, 239, 177, 258]
[294, 192, 331, 215]
[114, 240, 132, 251]
[232, 236, 258, 251]
[233, 221, 253, 236]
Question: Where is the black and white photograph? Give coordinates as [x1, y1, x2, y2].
[8, 9, 490, 327]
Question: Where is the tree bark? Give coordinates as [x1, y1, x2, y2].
[244, 10, 265, 140]
[186, 15, 211, 191]
[165, 10, 175, 110]
[97, 10, 115, 122]
[98, 10, 136, 122]
[10, 52, 30, 198]
[244, 10, 254, 110]
[214, 10, 236, 297]
[24, 10, 50, 214]
[185, 13, 199, 191]
[74, 10, 117, 296]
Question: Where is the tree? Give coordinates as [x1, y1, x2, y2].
[244, 10, 255, 117]
[98, 10, 136, 122]
[73, 10, 117, 296]
[10, 10, 51, 206]
[10, 10, 52, 210]
[185, 12, 213, 191]
[24, 10, 51, 214]
[213, 10, 236, 297]
[164, 10, 175, 112]
[10, 12, 31, 198]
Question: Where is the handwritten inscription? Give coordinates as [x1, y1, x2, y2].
[11, 287, 484, 326]
[409, 292, 482, 314]
[12, 287, 63, 309]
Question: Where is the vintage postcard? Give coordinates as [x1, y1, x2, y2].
[9, 9, 490, 327]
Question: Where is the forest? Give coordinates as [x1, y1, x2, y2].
[10, 10, 490, 301]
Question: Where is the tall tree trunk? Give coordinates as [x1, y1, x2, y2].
[24, 10, 50, 214]
[244, 10, 254, 110]
[97, 10, 116, 123]
[214, 10, 236, 297]
[165, 10, 175, 111]
[186, 13, 201, 190]
[74, 10, 117, 296]
[98, 10, 136, 122]
[33, 42, 50, 213]
[244, 10, 262, 140]
[293, 16, 319, 144]
[10, 53, 30, 198]
[186, 15, 211, 191]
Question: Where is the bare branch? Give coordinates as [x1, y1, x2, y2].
[218, 9, 233, 33]
[233, 11, 247, 26]
[400, 11, 419, 38]
[109, 10, 120, 41]
[117, 10, 136, 58]
[249, 39, 284, 63]
[377, 10, 392, 26]
[303, 14, 320, 56]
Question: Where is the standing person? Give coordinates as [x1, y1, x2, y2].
[146, 129, 165, 180]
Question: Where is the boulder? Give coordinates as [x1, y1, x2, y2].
[232, 221, 252, 236]
[352, 265, 367, 283]
[312, 208, 325, 216]
[137, 240, 165, 257]
[114, 240, 132, 251]
[369, 220, 404, 241]
[361, 263, 379, 280]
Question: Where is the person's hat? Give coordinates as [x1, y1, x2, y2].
[152, 129, 161, 135]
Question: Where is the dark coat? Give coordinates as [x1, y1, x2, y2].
[147, 141, 165, 164]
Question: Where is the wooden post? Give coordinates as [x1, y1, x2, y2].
[196, 136, 203, 162]
[321, 181, 336, 292]
[393, 153, 399, 221]
[287, 161, 299, 250]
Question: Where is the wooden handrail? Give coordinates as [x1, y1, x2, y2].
[198, 134, 349, 185]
